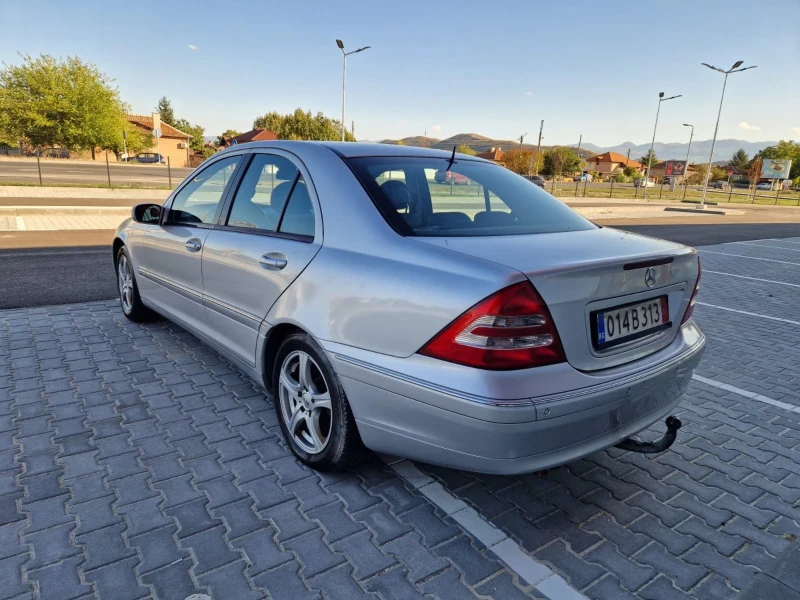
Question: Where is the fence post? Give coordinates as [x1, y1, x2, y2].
[775, 185, 780, 205]
[36, 154, 43, 187]
[583, 178, 588, 197]
[728, 185, 733, 203]
[105, 152, 112, 189]
[574, 180, 580, 197]
[167, 156, 172, 189]
[659, 183, 664, 199]
[610, 179, 614, 197]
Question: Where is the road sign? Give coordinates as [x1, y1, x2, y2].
[231, 139, 238, 145]
[727, 169, 734, 177]
[579, 159, 587, 170]
[122, 130, 127, 141]
[153, 128, 162, 138]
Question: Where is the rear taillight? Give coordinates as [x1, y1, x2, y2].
[419, 281, 566, 370]
[681, 257, 701, 324]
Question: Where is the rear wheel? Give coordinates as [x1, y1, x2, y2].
[273, 333, 365, 471]
[116, 247, 156, 322]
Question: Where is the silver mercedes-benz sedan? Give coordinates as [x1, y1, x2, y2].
[113, 142, 704, 474]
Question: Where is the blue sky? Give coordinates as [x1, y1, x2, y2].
[1, 0, 798, 146]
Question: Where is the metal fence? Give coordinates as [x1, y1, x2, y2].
[546, 178, 800, 206]
[0, 153, 194, 190]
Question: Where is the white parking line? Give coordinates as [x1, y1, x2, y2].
[731, 241, 800, 253]
[699, 250, 800, 266]
[697, 302, 800, 326]
[692, 374, 800, 414]
[379, 455, 588, 600]
[703, 270, 800, 289]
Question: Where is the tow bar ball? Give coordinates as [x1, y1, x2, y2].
[615, 416, 682, 454]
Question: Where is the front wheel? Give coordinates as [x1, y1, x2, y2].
[273, 333, 365, 471]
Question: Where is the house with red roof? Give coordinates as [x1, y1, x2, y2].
[584, 152, 643, 176]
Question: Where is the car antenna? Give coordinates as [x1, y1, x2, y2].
[447, 145, 456, 170]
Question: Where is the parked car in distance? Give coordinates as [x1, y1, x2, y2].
[135, 152, 166, 164]
[573, 173, 593, 182]
[633, 177, 655, 188]
[756, 182, 772, 190]
[434, 169, 470, 185]
[710, 180, 729, 189]
[114, 142, 704, 474]
[523, 175, 546, 188]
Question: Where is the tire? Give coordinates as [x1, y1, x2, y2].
[116, 247, 156, 322]
[273, 333, 365, 471]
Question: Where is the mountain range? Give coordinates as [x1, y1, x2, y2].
[377, 134, 777, 163]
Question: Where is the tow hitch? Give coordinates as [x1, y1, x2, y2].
[615, 416, 682, 454]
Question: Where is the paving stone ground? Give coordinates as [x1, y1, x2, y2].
[2, 236, 800, 600]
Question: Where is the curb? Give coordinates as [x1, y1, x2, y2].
[0, 206, 131, 216]
[663, 206, 728, 216]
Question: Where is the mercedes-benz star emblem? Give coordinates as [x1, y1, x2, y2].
[644, 267, 656, 288]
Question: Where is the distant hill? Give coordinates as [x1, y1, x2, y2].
[572, 139, 777, 163]
[380, 133, 580, 155]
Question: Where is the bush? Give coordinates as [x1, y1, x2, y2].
[612, 172, 627, 183]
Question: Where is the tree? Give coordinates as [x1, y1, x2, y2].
[687, 164, 707, 185]
[542, 147, 579, 178]
[156, 96, 175, 126]
[216, 129, 241, 146]
[639, 149, 658, 168]
[456, 144, 476, 156]
[747, 157, 764, 199]
[395, 140, 405, 145]
[172, 118, 205, 152]
[710, 166, 727, 182]
[503, 149, 540, 175]
[0, 54, 127, 156]
[623, 165, 640, 178]
[252, 108, 355, 141]
[728, 148, 749, 171]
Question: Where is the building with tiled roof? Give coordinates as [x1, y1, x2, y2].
[126, 113, 192, 167]
[477, 147, 505, 163]
[584, 151, 643, 176]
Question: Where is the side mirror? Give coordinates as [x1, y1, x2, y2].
[132, 203, 162, 224]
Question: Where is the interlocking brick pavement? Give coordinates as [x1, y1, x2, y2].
[0, 301, 537, 599]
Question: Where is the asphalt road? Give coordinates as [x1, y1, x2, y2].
[2, 223, 800, 310]
[0, 159, 193, 187]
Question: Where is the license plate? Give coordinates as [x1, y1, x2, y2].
[595, 296, 670, 349]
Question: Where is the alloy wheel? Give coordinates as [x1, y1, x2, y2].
[117, 254, 134, 314]
[278, 350, 332, 454]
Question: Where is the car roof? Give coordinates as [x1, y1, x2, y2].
[216, 140, 490, 162]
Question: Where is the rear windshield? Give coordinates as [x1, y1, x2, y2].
[347, 156, 595, 237]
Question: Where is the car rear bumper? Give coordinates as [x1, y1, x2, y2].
[327, 323, 705, 474]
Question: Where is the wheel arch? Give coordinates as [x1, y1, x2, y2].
[261, 322, 307, 394]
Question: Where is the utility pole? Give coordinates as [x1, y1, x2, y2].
[576, 134, 582, 160]
[519, 133, 527, 151]
[351, 121, 355, 140]
[626, 148, 631, 167]
[535, 120, 544, 175]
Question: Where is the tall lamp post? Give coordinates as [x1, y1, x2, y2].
[643, 92, 681, 199]
[698, 60, 757, 209]
[336, 39, 371, 142]
[681, 123, 694, 199]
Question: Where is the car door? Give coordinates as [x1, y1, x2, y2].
[201, 151, 322, 366]
[136, 153, 244, 333]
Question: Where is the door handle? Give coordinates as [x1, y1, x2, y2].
[259, 253, 288, 270]
[185, 238, 202, 252]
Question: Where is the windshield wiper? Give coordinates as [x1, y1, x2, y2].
[446, 145, 456, 170]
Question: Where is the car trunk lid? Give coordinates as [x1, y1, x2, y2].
[414, 227, 699, 371]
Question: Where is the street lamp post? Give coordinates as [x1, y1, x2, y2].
[336, 39, 371, 142]
[682, 123, 694, 200]
[698, 60, 757, 209]
[643, 92, 681, 199]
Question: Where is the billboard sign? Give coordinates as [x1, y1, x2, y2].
[762, 159, 792, 179]
[663, 160, 687, 177]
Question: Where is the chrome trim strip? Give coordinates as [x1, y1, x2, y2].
[203, 294, 262, 325]
[334, 334, 705, 408]
[138, 267, 203, 302]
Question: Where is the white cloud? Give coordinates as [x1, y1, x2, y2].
[525, 91, 532, 96]
[187, 44, 198, 51]
[738, 121, 762, 131]
[793, 127, 800, 135]
[431, 125, 442, 134]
